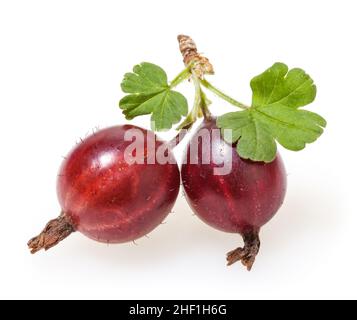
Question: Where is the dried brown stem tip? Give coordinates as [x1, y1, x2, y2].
[226, 230, 261, 271]
[177, 35, 214, 79]
[28, 213, 74, 254]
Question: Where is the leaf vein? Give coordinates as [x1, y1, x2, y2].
[254, 109, 321, 134]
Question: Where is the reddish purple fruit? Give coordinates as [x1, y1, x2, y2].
[181, 118, 287, 270]
[28, 125, 180, 253]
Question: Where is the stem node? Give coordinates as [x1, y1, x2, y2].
[177, 35, 214, 79]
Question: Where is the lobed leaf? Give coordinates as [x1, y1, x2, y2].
[218, 63, 326, 162]
[119, 62, 188, 131]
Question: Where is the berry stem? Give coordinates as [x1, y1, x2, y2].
[226, 229, 261, 271]
[200, 89, 212, 120]
[192, 74, 212, 120]
[28, 213, 74, 254]
[200, 79, 250, 110]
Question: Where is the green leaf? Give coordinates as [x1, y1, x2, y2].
[217, 63, 326, 162]
[119, 93, 157, 120]
[121, 62, 168, 94]
[250, 63, 317, 108]
[150, 91, 188, 131]
[119, 62, 188, 131]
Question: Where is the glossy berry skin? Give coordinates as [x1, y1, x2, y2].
[181, 118, 287, 236]
[57, 125, 180, 243]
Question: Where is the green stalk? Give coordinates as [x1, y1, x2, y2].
[199, 89, 212, 120]
[169, 67, 191, 88]
[175, 74, 210, 129]
[192, 74, 212, 119]
[200, 79, 249, 110]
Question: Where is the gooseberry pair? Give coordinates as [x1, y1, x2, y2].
[28, 35, 325, 270]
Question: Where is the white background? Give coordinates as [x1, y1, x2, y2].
[0, 0, 355, 300]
